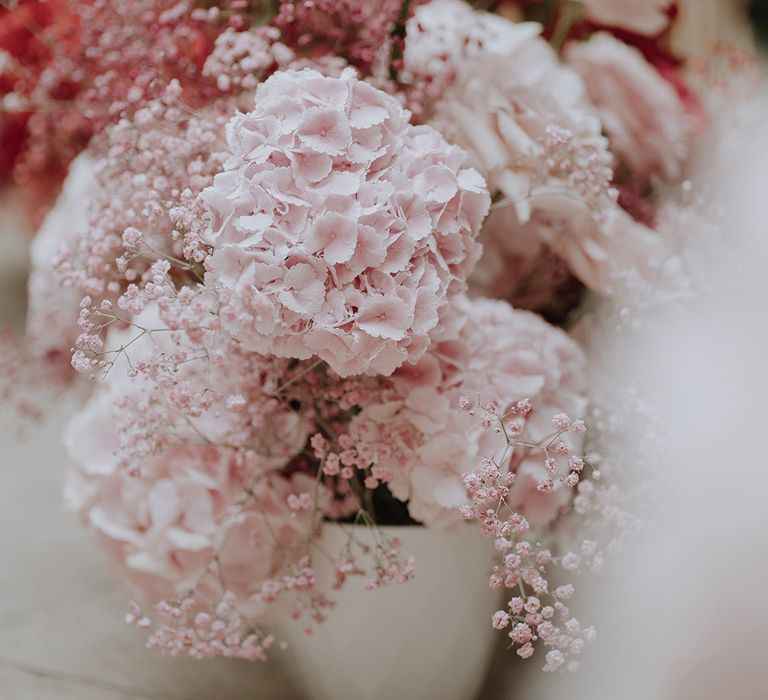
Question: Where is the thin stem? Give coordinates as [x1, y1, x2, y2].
[273, 359, 323, 395]
[550, 1, 585, 52]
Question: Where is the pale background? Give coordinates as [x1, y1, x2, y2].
[0, 2, 752, 698]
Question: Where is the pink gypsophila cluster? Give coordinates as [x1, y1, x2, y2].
[64, 297, 419, 656]
[203, 26, 295, 94]
[273, 0, 421, 77]
[460, 407, 599, 671]
[186, 67, 489, 376]
[64, 299, 326, 643]
[70, 300, 311, 473]
[53, 88, 232, 306]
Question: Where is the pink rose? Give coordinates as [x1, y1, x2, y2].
[405, 0, 612, 223]
[580, 0, 673, 37]
[566, 32, 689, 182]
[530, 193, 669, 299]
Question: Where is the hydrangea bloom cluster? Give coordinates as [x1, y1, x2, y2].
[346, 296, 587, 529]
[182, 68, 488, 376]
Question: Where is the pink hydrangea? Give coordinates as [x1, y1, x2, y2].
[64, 301, 319, 606]
[190, 67, 489, 376]
[566, 32, 690, 183]
[350, 296, 587, 528]
[76, 302, 312, 474]
[65, 440, 317, 607]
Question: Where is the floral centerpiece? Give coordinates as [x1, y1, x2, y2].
[1, 0, 742, 695]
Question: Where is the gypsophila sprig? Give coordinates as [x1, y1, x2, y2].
[458, 397, 598, 672]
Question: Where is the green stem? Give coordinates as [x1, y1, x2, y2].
[550, 1, 585, 52]
[388, 0, 412, 83]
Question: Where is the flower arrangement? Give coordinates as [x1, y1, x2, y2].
[2, 0, 743, 682]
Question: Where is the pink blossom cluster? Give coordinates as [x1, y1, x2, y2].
[459, 406, 599, 671]
[566, 32, 690, 184]
[184, 68, 488, 376]
[342, 295, 587, 528]
[203, 26, 295, 94]
[403, 0, 692, 307]
[273, 0, 422, 77]
[64, 279, 424, 651]
[401, 0, 614, 305]
[127, 594, 277, 662]
[65, 303, 323, 646]
[404, 0, 614, 216]
[69, 299, 311, 474]
[65, 440, 317, 607]
[59, 89, 231, 297]
[26, 86, 233, 360]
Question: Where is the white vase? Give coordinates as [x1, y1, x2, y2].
[275, 524, 500, 700]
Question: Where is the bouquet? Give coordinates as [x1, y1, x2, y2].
[2, 0, 745, 684]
